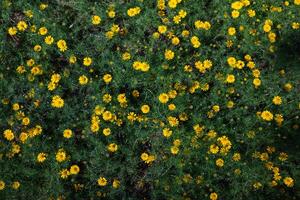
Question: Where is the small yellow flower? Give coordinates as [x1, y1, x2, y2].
[162, 128, 172, 138]
[141, 105, 150, 114]
[283, 177, 294, 187]
[63, 129, 73, 138]
[272, 96, 282, 105]
[141, 153, 149, 161]
[83, 57, 92, 66]
[92, 15, 101, 25]
[158, 93, 169, 103]
[70, 165, 80, 175]
[226, 74, 235, 83]
[8, 27, 18, 35]
[37, 152, 47, 163]
[216, 158, 224, 167]
[79, 75, 89, 85]
[102, 128, 111, 136]
[0, 180, 5, 190]
[17, 21, 28, 31]
[210, 192, 218, 200]
[164, 49, 175, 60]
[261, 110, 273, 121]
[103, 74, 112, 84]
[60, 169, 70, 179]
[44, 35, 54, 45]
[22, 117, 30, 125]
[3, 129, 14, 141]
[51, 95, 64, 108]
[112, 179, 120, 188]
[57, 39, 67, 52]
[12, 181, 20, 190]
[38, 27, 48, 35]
[228, 27, 236, 36]
[170, 146, 179, 155]
[97, 177, 107, 186]
[107, 143, 118, 152]
[127, 7, 141, 17]
[56, 149, 67, 162]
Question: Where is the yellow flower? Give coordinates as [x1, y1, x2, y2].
[231, 1, 243, 10]
[112, 179, 120, 188]
[216, 158, 224, 167]
[22, 117, 30, 125]
[44, 35, 54, 45]
[284, 83, 293, 92]
[92, 15, 101, 25]
[17, 21, 28, 31]
[158, 25, 167, 34]
[8, 27, 17, 35]
[141, 153, 149, 161]
[170, 146, 179, 155]
[107, 143, 118, 152]
[162, 128, 172, 138]
[263, 24, 271, 33]
[228, 27, 236, 36]
[226, 74, 235, 83]
[60, 169, 70, 179]
[103, 74, 112, 84]
[79, 75, 89, 85]
[3, 129, 14, 141]
[12, 181, 20, 190]
[69, 55, 77, 64]
[97, 177, 107, 186]
[102, 111, 113, 121]
[122, 52, 131, 60]
[232, 10, 240, 18]
[190, 36, 201, 48]
[70, 165, 80, 175]
[141, 105, 150, 114]
[261, 110, 273, 121]
[108, 10, 116, 18]
[127, 7, 141, 17]
[38, 27, 48, 35]
[232, 153, 241, 161]
[132, 61, 150, 72]
[253, 78, 261, 87]
[210, 144, 219, 154]
[51, 95, 64, 108]
[57, 39, 67, 52]
[0, 180, 5, 190]
[272, 96, 282, 105]
[83, 57, 92, 66]
[37, 152, 47, 163]
[56, 149, 67, 162]
[210, 192, 218, 200]
[19, 132, 28, 143]
[172, 37, 180, 45]
[165, 49, 175, 60]
[168, 103, 176, 111]
[295, 0, 300, 5]
[283, 177, 294, 187]
[158, 93, 169, 103]
[168, 0, 178, 8]
[51, 73, 61, 83]
[227, 57, 236, 67]
[103, 128, 111, 136]
[34, 45, 42, 52]
[212, 105, 220, 112]
[63, 129, 73, 138]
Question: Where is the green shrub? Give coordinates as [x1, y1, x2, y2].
[0, 0, 300, 199]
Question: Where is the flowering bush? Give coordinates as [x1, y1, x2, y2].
[1, 0, 300, 199]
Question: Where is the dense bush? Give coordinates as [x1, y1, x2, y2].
[0, 0, 300, 199]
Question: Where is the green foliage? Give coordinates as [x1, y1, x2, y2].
[0, 0, 300, 199]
